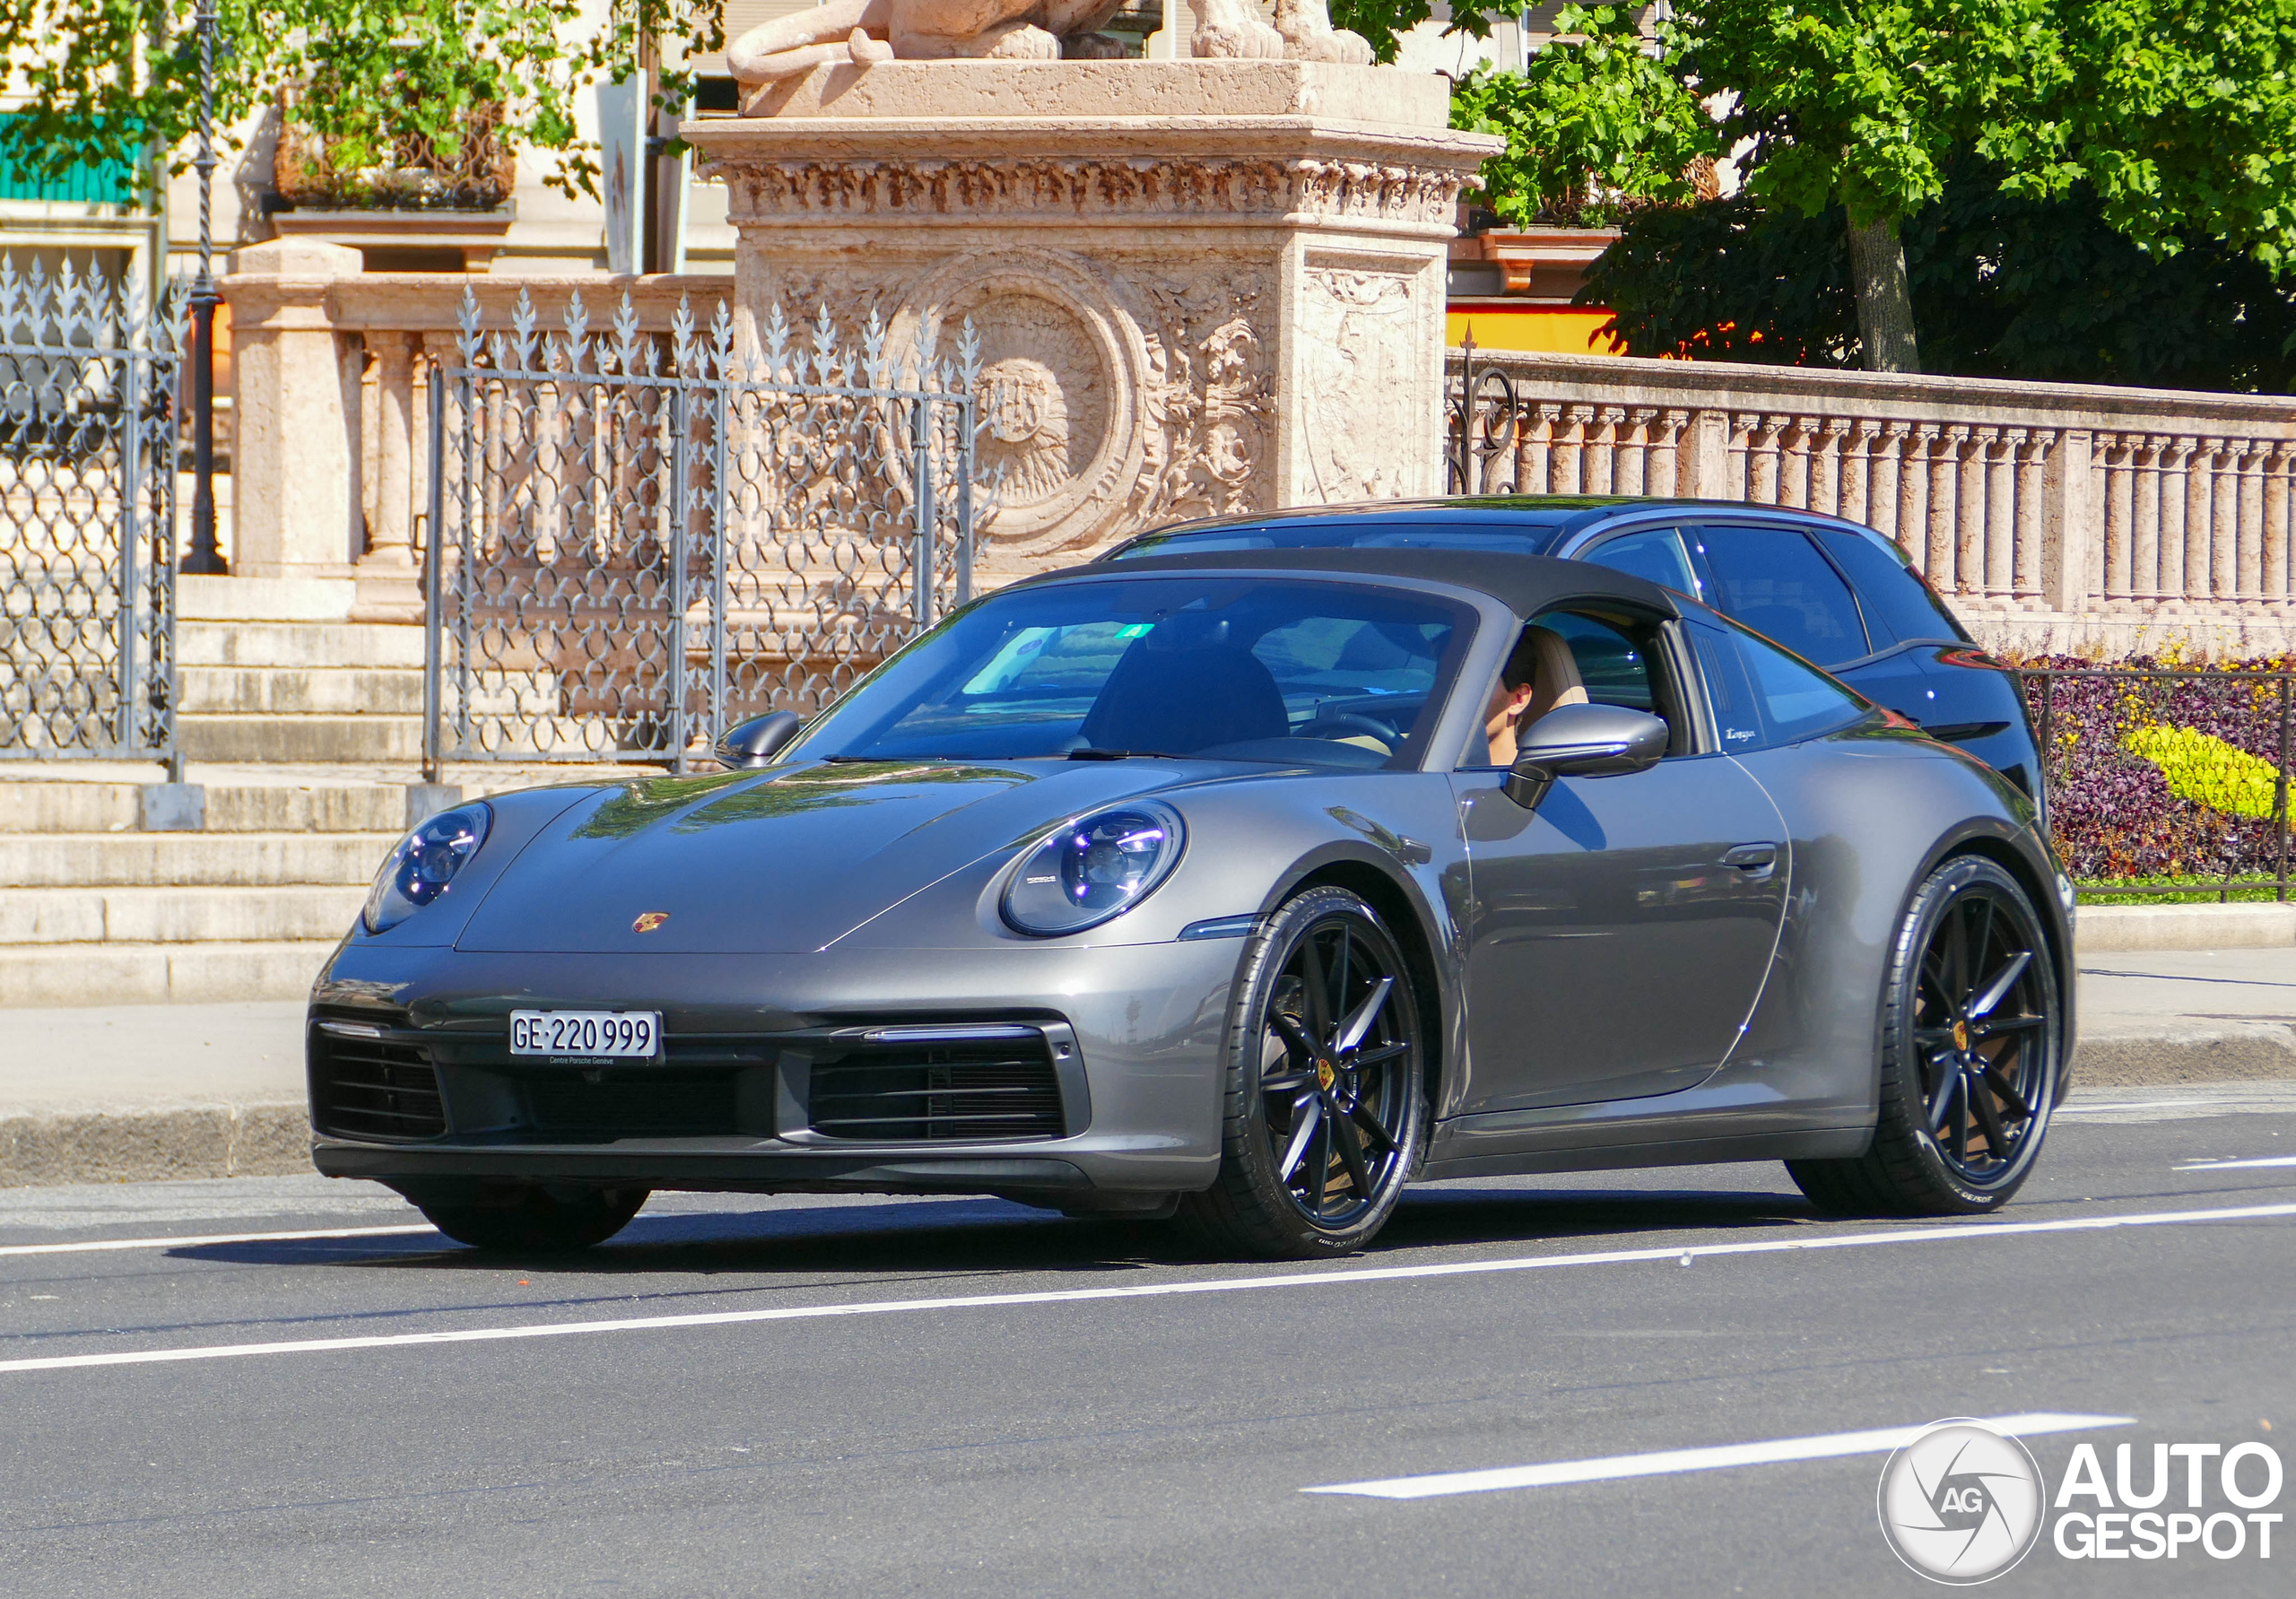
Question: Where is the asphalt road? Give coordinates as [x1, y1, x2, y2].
[3, 1083, 2293, 1597]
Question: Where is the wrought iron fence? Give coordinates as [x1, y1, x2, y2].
[1448, 339, 1530, 498]
[426, 287, 982, 774]
[2017, 664, 2294, 900]
[0, 254, 180, 763]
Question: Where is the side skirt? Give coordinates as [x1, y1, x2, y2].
[1417, 1125, 1873, 1181]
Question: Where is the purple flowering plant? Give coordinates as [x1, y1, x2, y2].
[2014, 654, 2296, 886]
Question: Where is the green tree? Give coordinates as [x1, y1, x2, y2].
[1584, 155, 2296, 391]
[1445, 2, 2296, 376]
[1448, 7, 1710, 228]
[0, 0, 724, 202]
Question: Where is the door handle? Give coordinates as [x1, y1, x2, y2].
[1724, 843, 1779, 879]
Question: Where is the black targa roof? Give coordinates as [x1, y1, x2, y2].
[1017, 546, 1691, 623]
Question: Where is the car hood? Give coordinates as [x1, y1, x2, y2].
[454, 759, 1195, 954]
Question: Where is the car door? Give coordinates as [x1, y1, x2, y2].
[1453, 603, 1789, 1114]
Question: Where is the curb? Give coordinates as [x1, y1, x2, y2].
[2076, 903, 2296, 952]
[2073, 1022, 2296, 1088]
[0, 1102, 310, 1188]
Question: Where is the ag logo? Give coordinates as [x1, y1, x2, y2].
[1877, 1420, 2045, 1584]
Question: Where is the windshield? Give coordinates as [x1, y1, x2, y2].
[784, 577, 1476, 769]
[1108, 519, 1568, 560]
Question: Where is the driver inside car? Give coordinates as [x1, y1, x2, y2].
[1483, 624, 1587, 766]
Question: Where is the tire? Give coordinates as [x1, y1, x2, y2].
[1179, 887, 1430, 1259]
[409, 1183, 650, 1253]
[1789, 856, 2062, 1218]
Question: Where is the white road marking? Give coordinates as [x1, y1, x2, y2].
[2060, 1099, 2224, 1115]
[2178, 1155, 2296, 1171]
[0, 1200, 2290, 1377]
[1301, 1412, 2135, 1500]
[0, 1224, 438, 1259]
[2055, 1086, 2296, 1125]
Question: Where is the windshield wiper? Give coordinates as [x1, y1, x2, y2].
[1065, 747, 1183, 760]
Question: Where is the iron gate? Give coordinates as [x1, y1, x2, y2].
[426, 288, 980, 773]
[0, 256, 180, 762]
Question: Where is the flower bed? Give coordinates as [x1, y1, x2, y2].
[2015, 656, 2296, 890]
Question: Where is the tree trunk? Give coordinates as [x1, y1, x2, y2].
[1847, 216, 1920, 374]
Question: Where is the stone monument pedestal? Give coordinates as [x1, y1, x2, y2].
[686, 59, 1500, 573]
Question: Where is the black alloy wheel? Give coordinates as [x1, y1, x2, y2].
[408, 1183, 650, 1253]
[1790, 856, 2061, 1217]
[1181, 887, 1428, 1258]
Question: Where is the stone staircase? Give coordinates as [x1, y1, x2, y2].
[0, 576, 638, 1007]
[177, 577, 426, 764]
[0, 775, 403, 1005]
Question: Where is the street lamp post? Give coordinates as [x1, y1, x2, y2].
[180, 0, 228, 577]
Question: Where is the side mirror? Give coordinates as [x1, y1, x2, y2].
[1502, 702, 1669, 809]
[715, 710, 804, 769]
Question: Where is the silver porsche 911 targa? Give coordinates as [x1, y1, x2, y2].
[309, 549, 2073, 1259]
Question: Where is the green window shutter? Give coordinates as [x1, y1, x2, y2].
[0, 114, 141, 205]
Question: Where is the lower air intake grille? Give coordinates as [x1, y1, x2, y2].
[521, 1074, 741, 1139]
[809, 1034, 1065, 1142]
[313, 1032, 447, 1141]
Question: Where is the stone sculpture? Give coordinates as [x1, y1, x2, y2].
[727, 0, 1371, 87]
[698, 4, 1490, 567]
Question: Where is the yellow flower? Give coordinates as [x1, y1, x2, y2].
[2122, 726, 2283, 821]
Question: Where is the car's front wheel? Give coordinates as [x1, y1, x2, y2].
[1180, 887, 1428, 1259]
[407, 1183, 649, 1253]
[1789, 855, 2062, 1217]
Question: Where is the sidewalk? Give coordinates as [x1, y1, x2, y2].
[2076, 947, 2296, 1084]
[2, 951, 2291, 1186]
[0, 1002, 308, 1186]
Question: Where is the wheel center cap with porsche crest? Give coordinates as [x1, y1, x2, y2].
[632, 912, 669, 934]
[1952, 1019, 1970, 1052]
[1317, 1060, 1335, 1091]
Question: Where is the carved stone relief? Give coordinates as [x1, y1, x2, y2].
[883, 248, 1146, 559]
[1127, 274, 1275, 529]
[718, 157, 1468, 229]
[977, 356, 1074, 503]
[1299, 265, 1424, 501]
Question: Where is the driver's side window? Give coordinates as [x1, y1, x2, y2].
[1457, 607, 1683, 768]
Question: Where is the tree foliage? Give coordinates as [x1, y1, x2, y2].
[0, 0, 724, 201]
[2026, 2, 2296, 274]
[1449, 1, 2296, 282]
[1448, 6, 1709, 227]
[1674, 0, 2063, 230]
[1583, 156, 2296, 392]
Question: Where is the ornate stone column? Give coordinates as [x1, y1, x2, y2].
[686, 59, 1499, 574]
[352, 329, 425, 621]
[219, 238, 364, 579]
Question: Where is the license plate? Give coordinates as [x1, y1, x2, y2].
[509, 1010, 662, 1060]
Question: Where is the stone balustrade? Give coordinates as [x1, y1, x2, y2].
[1451, 345, 2296, 656]
[220, 239, 735, 620]
[222, 236, 2296, 658]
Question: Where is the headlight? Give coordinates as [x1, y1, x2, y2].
[1002, 803, 1185, 937]
[364, 803, 492, 934]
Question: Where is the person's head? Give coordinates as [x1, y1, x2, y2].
[1483, 628, 1545, 734]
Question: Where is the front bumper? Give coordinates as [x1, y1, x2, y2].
[307, 937, 1244, 1200]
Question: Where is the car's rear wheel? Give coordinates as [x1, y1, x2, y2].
[409, 1183, 649, 1253]
[1789, 856, 2061, 1217]
[1179, 887, 1428, 1259]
